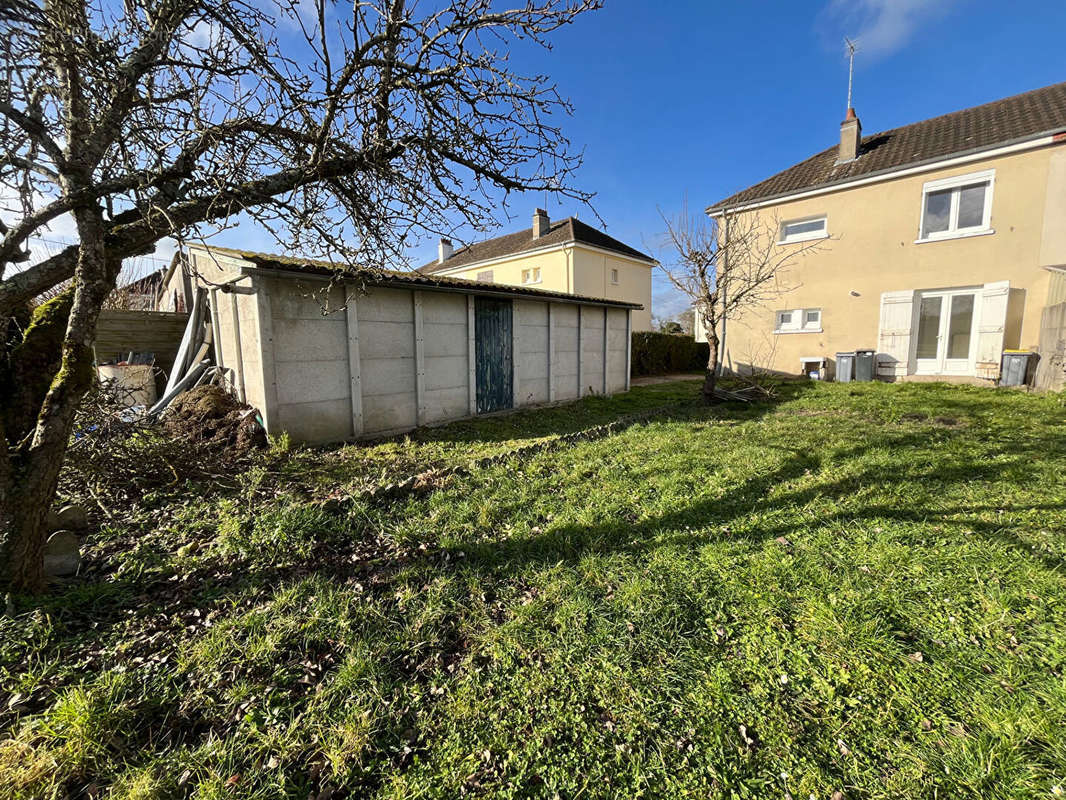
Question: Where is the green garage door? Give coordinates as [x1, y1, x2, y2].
[475, 297, 513, 414]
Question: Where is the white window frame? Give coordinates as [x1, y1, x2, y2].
[778, 215, 828, 245]
[610, 268, 620, 285]
[775, 307, 822, 334]
[521, 267, 541, 285]
[917, 169, 995, 243]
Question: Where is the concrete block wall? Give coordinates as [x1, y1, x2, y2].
[580, 305, 606, 397]
[265, 277, 351, 442]
[606, 307, 630, 393]
[515, 300, 550, 406]
[358, 286, 418, 435]
[420, 291, 470, 424]
[551, 304, 580, 401]
[240, 279, 632, 444]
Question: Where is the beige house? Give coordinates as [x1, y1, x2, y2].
[698, 82, 1066, 383]
[420, 209, 657, 331]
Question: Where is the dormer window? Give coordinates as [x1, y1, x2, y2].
[778, 216, 828, 244]
[918, 169, 994, 241]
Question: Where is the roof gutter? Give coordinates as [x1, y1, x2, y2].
[706, 128, 1066, 216]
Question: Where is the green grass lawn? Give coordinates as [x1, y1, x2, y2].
[3, 380, 1066, 799]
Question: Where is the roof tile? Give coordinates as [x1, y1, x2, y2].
[710, 81, 1066, 211]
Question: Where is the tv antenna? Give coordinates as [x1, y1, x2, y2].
[845, 37, 858, 112]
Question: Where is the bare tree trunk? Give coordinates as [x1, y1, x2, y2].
[702, 329, 719, 404]
[0, 210, 116, 594]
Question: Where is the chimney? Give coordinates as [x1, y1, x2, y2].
[437, 237, 453, 264]
[533, 208, 550, 239]
[837, 107, 861, 163]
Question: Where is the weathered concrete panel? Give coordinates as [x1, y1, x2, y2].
[276, 398, 351, 443]
[274, 359, 349, 405]
[271, 317, 347, 363]
[423, 386, 469, 423]
[516, 377, 549, 407]
[423, 321, 468, 359]
[362, 391, 417, 433]
[269, 281, 345, 320]
[421, 291, 467, 324]
[580, 307, 606, 396]
[358, 287, 415, 323]
[359, 320, 416, 359]
[425, 355, 467, 391]
[606, 308, 629, 393]
[516, 299, 549, 328]
[360, 356, 416, 397]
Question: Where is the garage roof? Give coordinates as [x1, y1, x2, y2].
[195, 246, 644, 309]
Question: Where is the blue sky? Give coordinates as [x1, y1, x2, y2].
[400, 0, 1065, 322]
[17, 0, 1066, 314]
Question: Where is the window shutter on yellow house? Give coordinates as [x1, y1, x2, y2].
[877, 290, 917, 377]
[975, 280, 1010, 378]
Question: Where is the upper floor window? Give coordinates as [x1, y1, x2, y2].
[775, 307, 822, 333]
[522, 267, 541, 284]
[778, 216, 828, 244]
[476, 270, 494, 282]
[919, 169, 994, 241]
[610, 268, 619, 284]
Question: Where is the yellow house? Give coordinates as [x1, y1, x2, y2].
[420, 209, 657, 331]
[698, 82, 1066, 383]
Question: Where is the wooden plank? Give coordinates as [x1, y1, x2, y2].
[547, 303, 555, 402]
[93, 309, 189, 375]
[413, 291, 426, 425]
[345, 284, 364, 437]
[467, 294, 477, 415]
[229, 292, 246, 403]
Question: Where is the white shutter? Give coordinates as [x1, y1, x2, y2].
[877, 290, 916, 378]
[976, 280, 1010, 379]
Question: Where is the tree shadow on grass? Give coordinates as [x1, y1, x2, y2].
[446, 423, 1066, 580]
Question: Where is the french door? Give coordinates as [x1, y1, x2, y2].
[914, 288, 978, 375]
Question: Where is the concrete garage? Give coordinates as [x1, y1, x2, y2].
[180, 246, 638, 443]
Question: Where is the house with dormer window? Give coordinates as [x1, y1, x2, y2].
[698, 82, 1066, 382]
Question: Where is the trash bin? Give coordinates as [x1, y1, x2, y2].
[854, 349, 876, 382]
[1000, 350, 1038, 386]
[835, 352, 856, 383]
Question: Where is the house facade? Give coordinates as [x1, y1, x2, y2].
[699, 82, 1066, 382]
[421, 209, 657, 331]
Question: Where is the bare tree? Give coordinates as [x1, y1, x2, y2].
[0, 0, 600, 593]
[659, 202, 822, 403]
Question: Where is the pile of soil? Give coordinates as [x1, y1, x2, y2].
[163, 385, 267, 451]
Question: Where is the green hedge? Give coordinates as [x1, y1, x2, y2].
[630, 332, 709, 377]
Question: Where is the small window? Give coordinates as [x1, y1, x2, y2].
[522, 267, 541, 285]
[476, 270, 494, 283]
[779, 216, 827, 244]
[610, 268, 619, 284]
[919, 170, 993, 240]
[775, 307, 821, 333]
